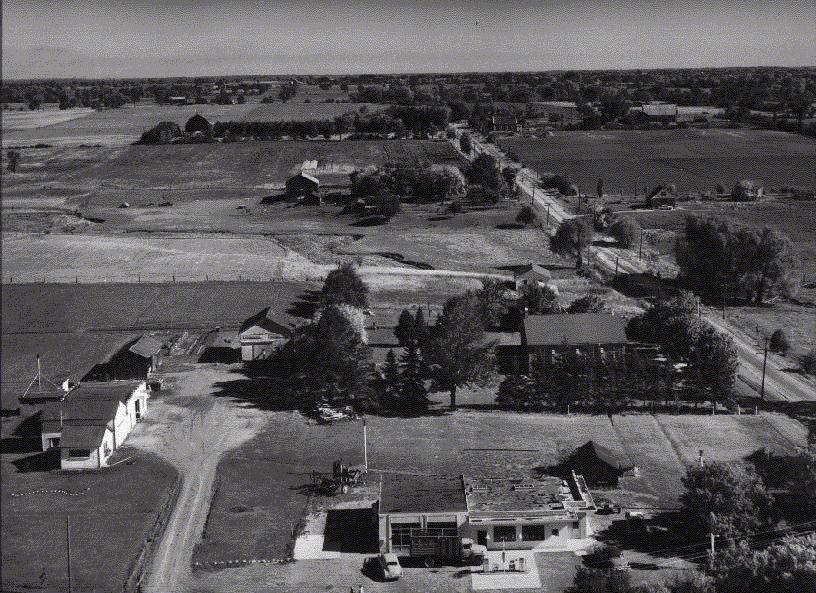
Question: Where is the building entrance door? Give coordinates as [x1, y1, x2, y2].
[135, 399, 141, 420]
[477, 530, 487, 546]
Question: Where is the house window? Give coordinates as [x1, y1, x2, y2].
[68, 449, 91, 458]
[521, 525, 548, 541]
[573, 521, 580, 530]
[493, 525, 517, 542]
[390, 522, 420, 548]
[551, 528, 560, 537]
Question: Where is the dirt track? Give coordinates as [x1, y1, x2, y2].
[126, 366, 269, 593]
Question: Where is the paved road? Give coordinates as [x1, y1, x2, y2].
[454, 132, 816, 402]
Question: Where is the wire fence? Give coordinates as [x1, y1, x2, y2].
[2, 271, 328, 285]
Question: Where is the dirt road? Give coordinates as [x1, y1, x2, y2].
[457, 133, 816, 402]
[127, 366, 269, 593]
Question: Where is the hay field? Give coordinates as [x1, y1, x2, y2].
[499, 129, 816, 194]
[1, 104, 256, 147]
[1, 107, 96, 131]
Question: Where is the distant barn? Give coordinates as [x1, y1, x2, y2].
[185, 113, 212, 135]
[82, 335, 163, 381]
[558, 441, 635, 486]
[285, 172, 321, 202]
[240, 308, 292, 362]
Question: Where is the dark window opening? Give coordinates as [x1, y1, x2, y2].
[493, 525, 516, 542]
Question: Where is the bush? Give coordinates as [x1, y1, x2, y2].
[769, 329, 790, 356]
[515, 205, 537, 226]
[800, 349, 816, 375]
[609, 217, 640, 248]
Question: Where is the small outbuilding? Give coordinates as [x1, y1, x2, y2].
[82, 335, 163, 382]
[514, 263, 552, 290]
[286, 172, 321, 202]
[558, 441, 635, 486]
[198, 329, 241, 363]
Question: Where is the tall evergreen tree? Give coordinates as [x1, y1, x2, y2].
[398, 343, 428, 412]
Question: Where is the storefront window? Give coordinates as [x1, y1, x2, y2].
[390, 523, 420, 548]
[493, 525, 516, 542]
[521, 524, 548, 541]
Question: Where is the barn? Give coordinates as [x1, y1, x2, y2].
[239, 308, 292, 361]
[185, 113, 212, 135]
[558, 441, 635, 487]
[514, 263, 552, 290]
[285, 172, 321, 201]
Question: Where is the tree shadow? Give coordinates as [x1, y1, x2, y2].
[1, 437, 42, 454]
[495, 223, 524, 230]
[209, 377, 302, 412]
[287, 289, 322, 319]
[324, 507, 379, 553]
[594, 512, 697, 559]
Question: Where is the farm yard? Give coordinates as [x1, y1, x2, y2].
[499, 129, 816, 194]
[0, 438, 178, 593]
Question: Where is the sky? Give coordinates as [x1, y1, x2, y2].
[3, 0, 815, 79]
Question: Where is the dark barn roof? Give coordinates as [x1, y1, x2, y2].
[523, 314, 628, 346]
[515, 263, 551, 280]
[565, 441, 634, 472]
[379, 473, 468, 515]
[240, 307, 293, 336]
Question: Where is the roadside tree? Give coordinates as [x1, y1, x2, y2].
[321, 262, 370, 309]
[609, 217, 640, 248]
[551, 217, 594, 268]
[515, 205, 538, 226]
[459, 132, 472, 154]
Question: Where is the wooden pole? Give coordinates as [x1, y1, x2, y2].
[362, 417, 368, 471]
[67, 515, 73, 593]
[760, 337, 768, 401]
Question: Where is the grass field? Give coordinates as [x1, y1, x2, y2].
[241, 102, 385, 121]
[197, 410, 807, 565]
[499, 129, 816, 194]
[1, 104, 256, 147]
[1, 107, 97, 131]
[0, 439, 178, 593]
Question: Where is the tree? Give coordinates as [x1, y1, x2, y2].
[459, 132, 472, 155]
[520, 282, 560, 315]
[769, 329, 790, 356]
[800, 348, 816, 375]
[6, 150, 20, 173]
[609, 217, 640, 248]
[320, 262, 370, 309]
[743, 227, 798, 305]
[414, 166, 467, 203]
[428, 294, 496, 408]
[711, 535, 816, 593]
[398, 343, 428, 412]
[567, 294, 607, 314]
[473, 278, 509, 329]
[686, 324, 739, 407]
[516, 205, 538, 226]
[278, 83, 298, 103]
[382, 349, 400, 397]
[551, 217, 594, 268]
[394, 309, 416, 347]
[567, 565, 632, 593]
[592, 206, 615, 231]
[137, 121, 183, 145]
[680, 462, 773, 541]
[502, 166, 518, 186]
[467, 153, 504, 191]
[731, 179, 761, 201]
[787, 448, 816, 518]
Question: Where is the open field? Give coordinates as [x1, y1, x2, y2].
[0, 438, 178, 593]
[241, 102, 385, 121]
[1, 107, 96, 131]
[499, 129, 816, 194]
[197, 409, 807, 570]
[1, 104, 256, 147]
[1, 140, 465, 199]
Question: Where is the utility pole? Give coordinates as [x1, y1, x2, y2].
[639, 229, 644, 260]
[362, 417, 368, 471]
[760, 336, 768, 401]
[66, 515, 73, 593]
[546, 204, 551, 225]
[709, 531, 716, 565]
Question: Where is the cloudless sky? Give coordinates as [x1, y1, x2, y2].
[3, 0, 815, 78]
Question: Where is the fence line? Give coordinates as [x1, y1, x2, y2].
[2, 272, 327, 285]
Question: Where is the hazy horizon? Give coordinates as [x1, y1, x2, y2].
[3, 0, 815, 80]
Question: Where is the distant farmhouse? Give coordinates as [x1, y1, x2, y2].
[524, 101, 582, 132]
[484, 113, 521, 134]
[239, 307, 292, 362]
[645, 184, 677, 208]
[631, 103, 678, 125]
[286, 171, 322, 204]
[40, 381, 150, 470]
[378, 472, 595, 553]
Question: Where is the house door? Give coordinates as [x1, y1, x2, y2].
[135, 400, 141, 420]
[477, 530, 487, 546]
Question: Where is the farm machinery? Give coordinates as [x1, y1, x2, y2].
[310, 459, 366, 495]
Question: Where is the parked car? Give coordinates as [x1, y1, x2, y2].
[376, 553, 402, 580]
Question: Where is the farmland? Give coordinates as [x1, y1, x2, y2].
[499, 129, 816, 194]
[194, 408, 806, 586]
[241, 102, 385, 121]
[0, 440, 178, 593]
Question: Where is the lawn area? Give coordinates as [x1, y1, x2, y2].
[196, 410, 808, 567]
[0, 432, 178, 593]
[499, 129, 816, 194]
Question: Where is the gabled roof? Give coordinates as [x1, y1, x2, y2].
[128, 335, 163, 358]
[515, 263, 551, 280]
[566, 441, 633, 471]
[523, 313, 628, 346]
[60, 424, 110, 449]
[62, 397, 121, 424]
[68, 381, 144, 404]
[287, 171, 320, 186]
[240, 307, 292, 337]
